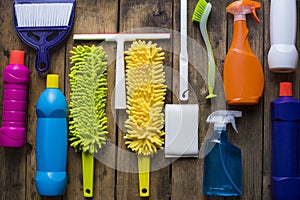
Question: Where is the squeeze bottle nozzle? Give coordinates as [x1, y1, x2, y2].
[206, 110, 242, 132]
[226, 0, 261, 22]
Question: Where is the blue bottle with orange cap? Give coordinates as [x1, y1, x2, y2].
[35, 74, 68, 196]
[271, 82, 300, 200]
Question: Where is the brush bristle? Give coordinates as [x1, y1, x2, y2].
[69, 45, 108, 154]
[124, 41, 166, 156]
[14, 3, 73, 27]
[192, 0, 208, 22]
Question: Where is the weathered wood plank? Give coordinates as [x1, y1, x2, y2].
[0, 1, 28, 200]
[0, 0, 295, 199]
[64, 1, 118, 200]
[223, 1, 266, 200]
[24, 10, 68, 200]
[263, 1, 300, 200]
[170, 0, 202, 200]
[171, 0, 227, 199]
[116, 0, 173, 199]
[262, 1, 273, 200]
[225, 0, 264, 198]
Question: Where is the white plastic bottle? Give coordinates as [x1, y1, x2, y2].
[268, 0, 298, 72]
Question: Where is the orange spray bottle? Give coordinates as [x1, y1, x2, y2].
[224, 0, 264, 105]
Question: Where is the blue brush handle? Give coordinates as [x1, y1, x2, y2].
[18, 30, 68, 72]
[36, 43, 50, 73]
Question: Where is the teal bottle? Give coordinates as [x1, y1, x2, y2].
[203, 110, 242, 196]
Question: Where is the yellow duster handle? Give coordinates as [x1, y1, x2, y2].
[82, 151, 94, 197]
[138, 155, 150, 197]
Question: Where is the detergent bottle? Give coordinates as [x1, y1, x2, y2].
[268, 0, 298, 72]
[271, 82, 300, 200]
[224, 0, 264, 105]
[0, 50, 30, 147]
[203, 110, 242, 196]
[35, 74, 68, 196]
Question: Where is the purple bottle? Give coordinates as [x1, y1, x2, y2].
[0, 50, 30, 147]
[271, 82, 300, 200]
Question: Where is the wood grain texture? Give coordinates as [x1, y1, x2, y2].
[263, 1, 300, 200]
[116, 1, 172, 199]
[64, 1, 118, 200]
[0, 0, 298, 199]
[0, 1, 28, 200]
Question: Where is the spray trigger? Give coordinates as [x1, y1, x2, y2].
[225, 116, 239, 133]
[206, 110, 242, 132]
[251, 7, 260, 23]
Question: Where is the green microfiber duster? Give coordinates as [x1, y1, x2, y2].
[69, 45, 108, 197]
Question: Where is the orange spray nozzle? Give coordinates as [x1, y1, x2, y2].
[226, 0, 261, 23]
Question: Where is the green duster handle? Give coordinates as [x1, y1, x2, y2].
[82, 151, 94, 197]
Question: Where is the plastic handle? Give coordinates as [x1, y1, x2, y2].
[179, 54, 189, 101]
[199, 3, 217, 99]
[138, 155, 150, 197]
[270, 0, 296, 45]
[0, 64, 30, 147]
[82, 151, 94, 197]
[36, 47, 50, 72]
[115, 39, 126, 109]
[179, 0, 189, 101]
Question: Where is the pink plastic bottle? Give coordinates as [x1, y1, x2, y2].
[0, 50, 30, 147]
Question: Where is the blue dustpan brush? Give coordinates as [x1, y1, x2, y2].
[13, 0, 76, 72]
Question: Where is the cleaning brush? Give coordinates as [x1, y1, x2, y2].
[192, 0, 217, 99]
[124, 40, 166, 197]
[13, 0, 76, 72]
[69, 45, 108, 197]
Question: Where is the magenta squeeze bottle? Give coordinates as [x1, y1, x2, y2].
[0, 50, 30, 147]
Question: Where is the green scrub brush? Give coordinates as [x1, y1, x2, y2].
[192, 0, 217, 99]
[124, 40, 167, 197]
[69, 45, 108, 197]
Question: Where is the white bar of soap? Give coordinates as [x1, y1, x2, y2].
[165, 104, 199, 158]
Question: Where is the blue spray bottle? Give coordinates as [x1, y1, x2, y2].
[35, 74, 68, 196]
[203, 110, 242, 196]
[271, 82, 300, 200]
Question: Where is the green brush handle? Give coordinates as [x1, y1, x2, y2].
[82, 151, 94, 197]
[199, 3, 217, 99]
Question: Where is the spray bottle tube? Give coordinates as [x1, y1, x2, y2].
[271, 82, 300, 200]
[203, 110, 242, 197]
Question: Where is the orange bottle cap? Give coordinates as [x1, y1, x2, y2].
[279, 82, 292, 97]
[10, 50, 24, 65]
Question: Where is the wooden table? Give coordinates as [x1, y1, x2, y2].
[0, 0, 299, 199]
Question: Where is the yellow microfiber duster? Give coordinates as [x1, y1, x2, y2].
[69, 45, 108, 197]
[124, 40, 167, 197]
